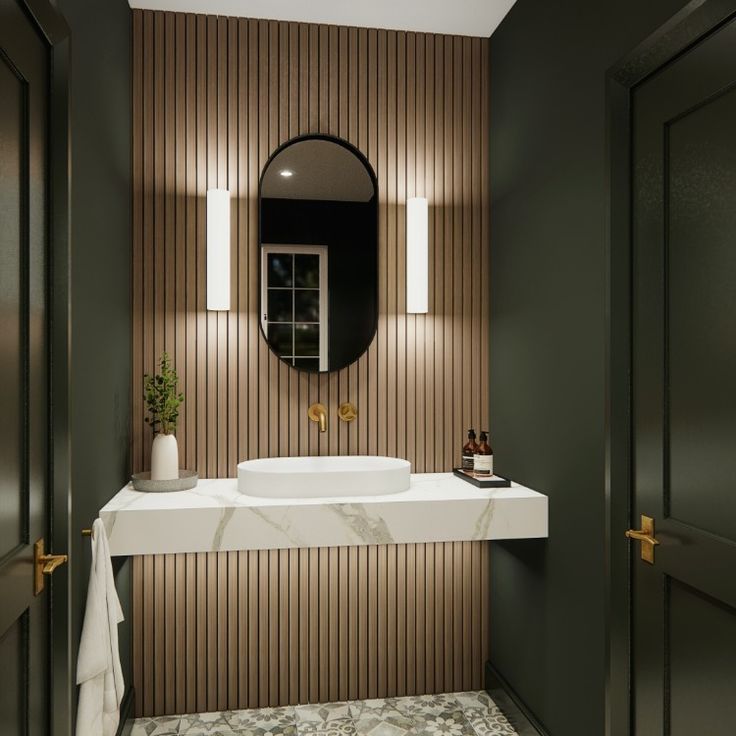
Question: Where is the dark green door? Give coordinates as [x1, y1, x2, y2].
[631, 13, 736, 735]
[0, 1, 55, 734]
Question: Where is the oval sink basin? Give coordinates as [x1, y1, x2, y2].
[237, 456, 411, 498]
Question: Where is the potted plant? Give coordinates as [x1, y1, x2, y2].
[144, 352, 184, 481]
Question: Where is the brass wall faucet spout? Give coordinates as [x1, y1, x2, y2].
[308, 403, 328, 433]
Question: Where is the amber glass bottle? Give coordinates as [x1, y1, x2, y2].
[473, 431, 493, 476]
[462, 429, 478, 471]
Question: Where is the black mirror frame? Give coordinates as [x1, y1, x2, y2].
[257, 134, 379, 374]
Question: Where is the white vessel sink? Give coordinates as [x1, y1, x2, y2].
[237, 456, 411, 498]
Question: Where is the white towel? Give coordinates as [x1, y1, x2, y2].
[75, 518, 125, 736]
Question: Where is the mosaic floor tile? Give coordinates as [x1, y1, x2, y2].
[295, 716, 357, 735]
[225, 706, 297, 735]
[295, 702, 353, 723]
[129, 716, 180, 736]
[349, 698, 412, 736]
[410, 710, 476, 736]
[393, 694, 460, 717]
[462, 704, 517, 736]
[453, 692, 494, 711]
[353, 717, 412, 736]
[178, 710, 236, 735]
[348, 699, 404, 720]
[133, 690, 519, 736]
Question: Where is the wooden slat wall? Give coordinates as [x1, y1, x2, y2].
[133, 542, 491, 717]
[131, 10, 490, 476]
[132, 12, 492, 718]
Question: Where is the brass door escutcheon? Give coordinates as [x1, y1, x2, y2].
[625, 515, 660, 564]
[34, 539, 68, 596]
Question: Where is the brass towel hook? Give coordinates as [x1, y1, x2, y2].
[81, 528, 93, 537]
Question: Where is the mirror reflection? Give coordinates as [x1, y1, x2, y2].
[259, 136, 378, 372]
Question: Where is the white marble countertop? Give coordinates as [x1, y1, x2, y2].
[100, 472, 548, 556]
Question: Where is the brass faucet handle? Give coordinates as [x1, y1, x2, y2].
[308, 403, 328, 433]
[338, 402, 357, 423]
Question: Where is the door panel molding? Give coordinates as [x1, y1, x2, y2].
[605, 2, 736, 735]
[663, 78, 736, 547]
[0, 612, 30, 735]
[0, 44, 31, 562]
[666, 577, 736, 731]
[0, 1, 71, 735]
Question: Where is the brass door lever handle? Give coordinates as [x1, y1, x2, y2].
[34, 539, 68, 596]
[40, 554, 69, 574]
[624, 529, 659, 545]
[625, 515, 659, 564]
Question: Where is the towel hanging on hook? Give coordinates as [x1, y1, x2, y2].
[76, 518, 124, 736]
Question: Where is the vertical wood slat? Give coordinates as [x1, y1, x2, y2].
[131, 10, 489, 479]
[258, 550, 268, 707]
[142, 555, 153, 716]
[133, 542, 490, 717]
[173, 13, 188, 712]
[153, 555, 165, 715]
[195, 552, 206, 712]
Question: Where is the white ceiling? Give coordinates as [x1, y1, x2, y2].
[127, 0, 517, 37]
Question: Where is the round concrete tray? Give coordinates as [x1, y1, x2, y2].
[131, 470, 198, 493]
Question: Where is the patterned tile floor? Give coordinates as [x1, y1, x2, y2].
[130, 691, 519, 736]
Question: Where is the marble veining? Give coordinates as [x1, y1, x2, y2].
[211, 506, 236, 551]
[328, 503, 395, 545]
[130, 691, 519, 735]
[100, 472, 548, 556]
[471, 496, 495, 540]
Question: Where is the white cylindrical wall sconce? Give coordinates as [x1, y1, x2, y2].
[206, 188, 230, 311]
[406, 196, 428, 314]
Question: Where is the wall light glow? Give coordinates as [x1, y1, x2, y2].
[206, 188, 230, 311]
[406, 197, 428, 314]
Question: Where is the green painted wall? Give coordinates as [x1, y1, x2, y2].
[488, 1, 688, 733]
[55, 0, 132, 718]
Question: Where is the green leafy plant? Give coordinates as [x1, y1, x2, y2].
[143, 352, 184, 435]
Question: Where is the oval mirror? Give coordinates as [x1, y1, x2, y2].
[259, 136, 378, 373]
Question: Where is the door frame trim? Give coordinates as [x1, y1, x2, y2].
[604, 2, 736, 734]
[49, 26, 72, 736]
[19, 1, 73, 733]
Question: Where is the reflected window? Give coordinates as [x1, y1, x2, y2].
[261, 244, 328, 371]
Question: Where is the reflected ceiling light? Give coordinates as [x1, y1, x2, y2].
[206, 188, 230, 311]
[279, 169, 294, 177]
[406, 197, 428, 314]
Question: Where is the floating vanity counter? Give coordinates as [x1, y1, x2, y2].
[100, 472, 548, 556]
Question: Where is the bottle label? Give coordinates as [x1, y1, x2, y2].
[473, 454, 493, 475]
[462, 453, 474, 470]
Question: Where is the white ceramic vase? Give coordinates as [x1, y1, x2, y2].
[151, 433, 179, 481]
